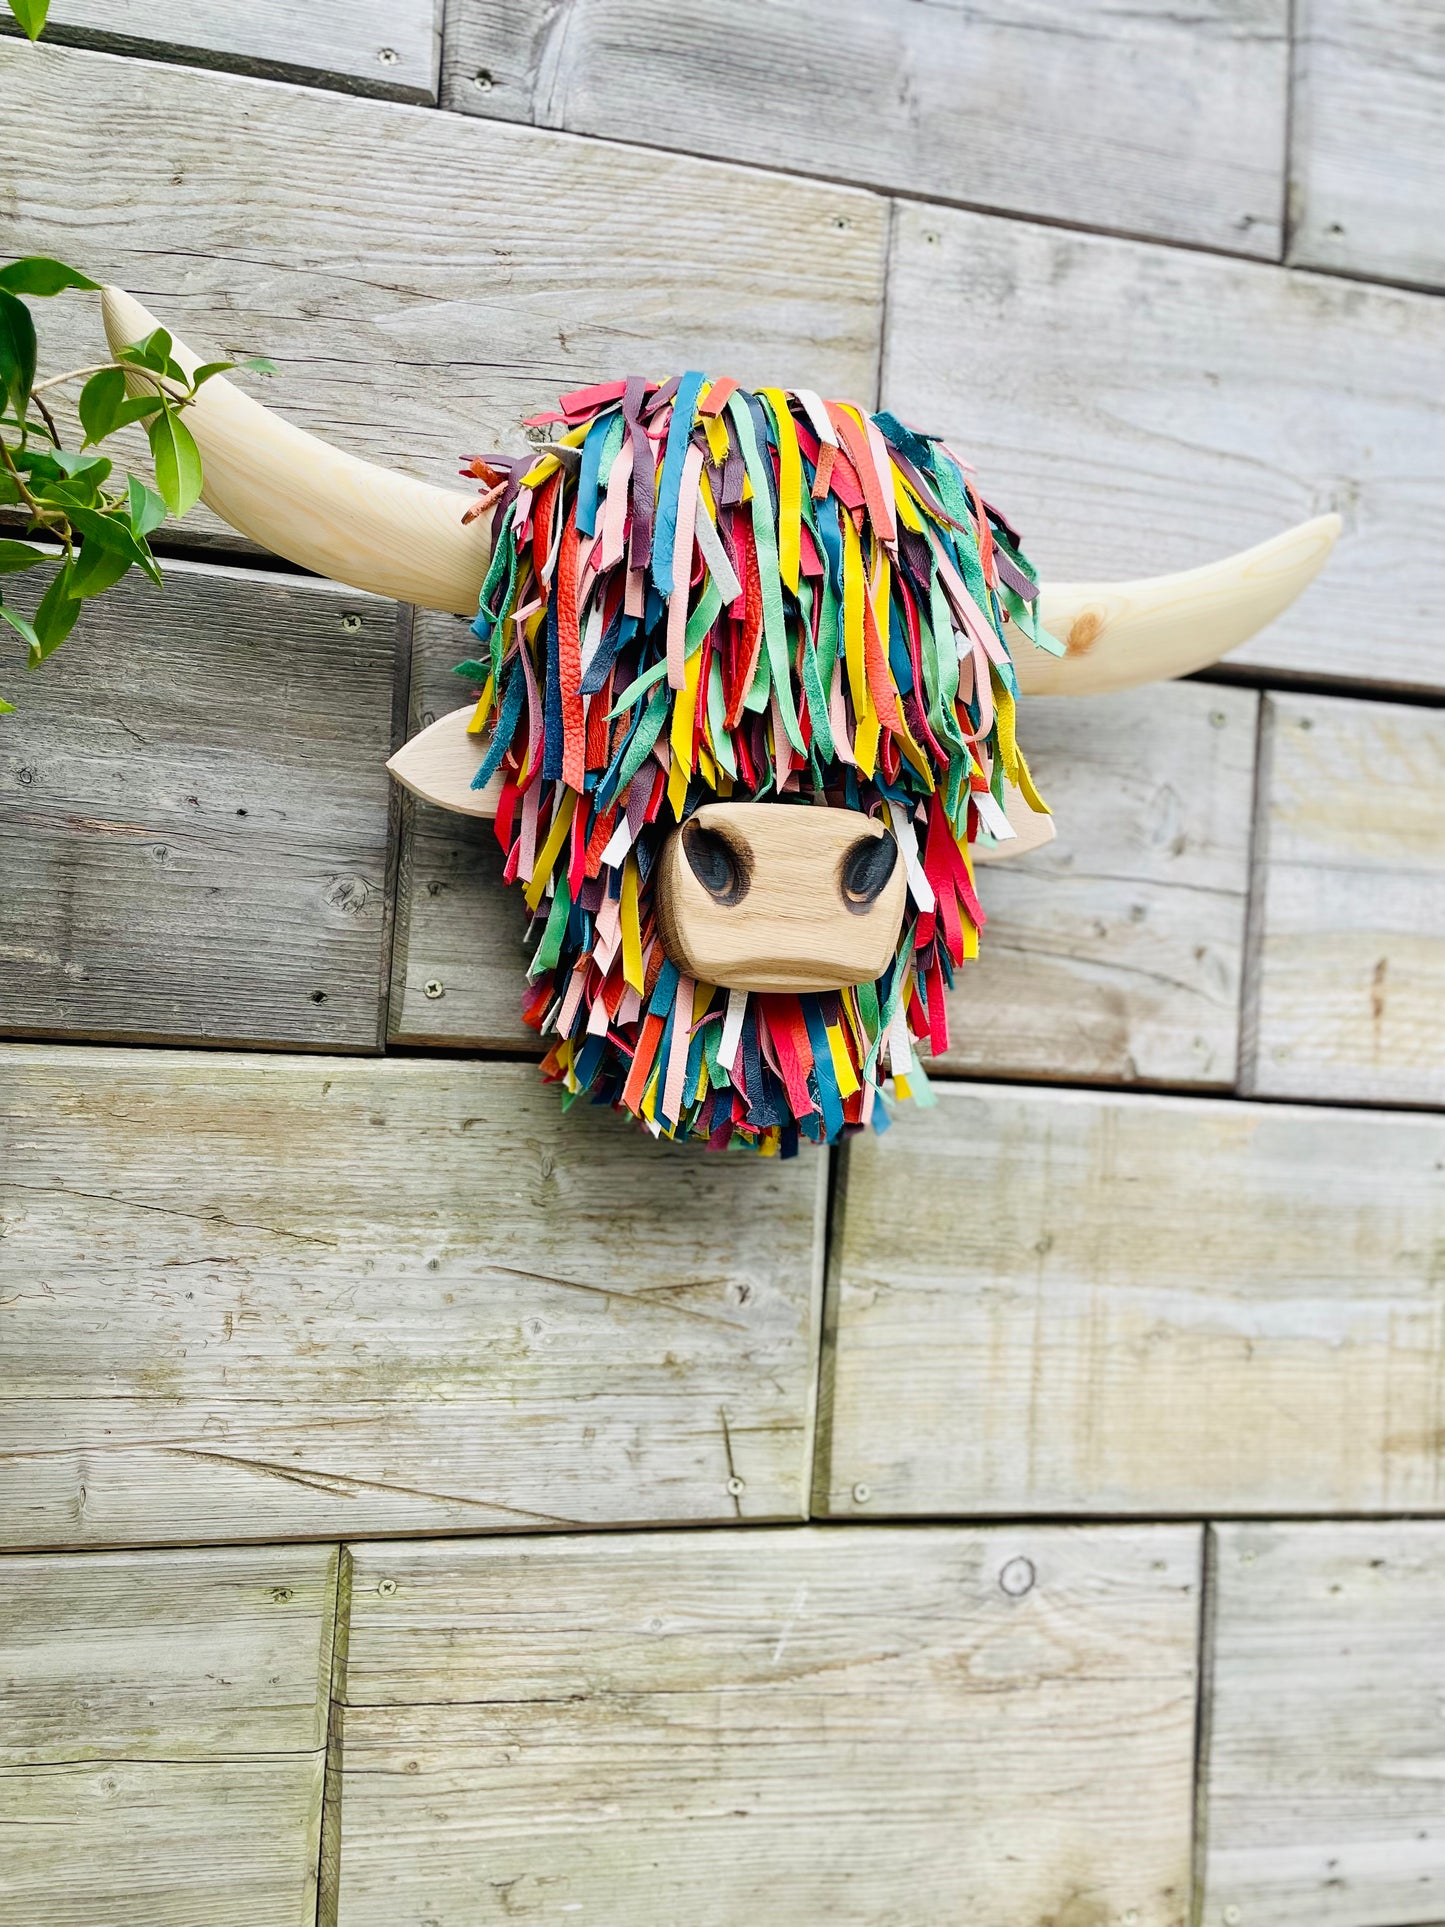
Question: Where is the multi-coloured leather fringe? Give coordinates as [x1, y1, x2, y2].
[458, 376, 1056, 1153]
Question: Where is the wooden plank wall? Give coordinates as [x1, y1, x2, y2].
[1, 9, 1443, 1924]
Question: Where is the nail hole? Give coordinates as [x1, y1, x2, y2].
[473, 67, 495, 90]
[377, 46, 398, 63]
[342, 613, 363, 632]
[999, 1556, 1036, 1598]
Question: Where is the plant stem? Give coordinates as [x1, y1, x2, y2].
[0, 437, 67, 530]
[30, 361, 126, 394]
[32, 391, 61, 447]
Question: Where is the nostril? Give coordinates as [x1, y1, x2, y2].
[840, 832, 898, 911]
[682, 822, 750, 906]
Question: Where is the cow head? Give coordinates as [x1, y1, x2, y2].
[101, 288, 1339, 1154]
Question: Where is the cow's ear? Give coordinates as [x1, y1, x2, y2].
[387, 705, 503, 817]
[972, 783, 1056, 864]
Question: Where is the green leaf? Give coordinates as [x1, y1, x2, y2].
[0, 538, 47, 574]
[148, 400, 203, 517]
[0, 474, 19, 507]
[70, 539, 131, 599]
[0, 694, 15, 714]
[114, 392, 167, 427]
[78, 365, 127, 444]
[189, 360, 235, 387]
[4, 0, 50, 40]
[31, 460, 111, 511]
[237, 356, 278, 376]
[127, 473, 167, 538]
[66, 502, 162, 586]
[117, 329, 187, 386]
[48, 446, 112, 481]
[30, 563, 80, 663]
[0, 287, 37, 421]
[0, 255, 99, 296]
[0, 598, 41, 653]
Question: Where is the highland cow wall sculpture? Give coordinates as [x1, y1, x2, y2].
[101, 288, 1339, 1155]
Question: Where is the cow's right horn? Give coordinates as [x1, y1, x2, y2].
[101, 287, 490, 614]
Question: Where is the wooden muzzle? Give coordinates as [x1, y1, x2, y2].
[655, 802, 908, 994]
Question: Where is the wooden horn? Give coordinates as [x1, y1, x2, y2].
[102, 288, 1335, 701]
[1014, 513, 1341, 696]
[100, 286, 491, 615]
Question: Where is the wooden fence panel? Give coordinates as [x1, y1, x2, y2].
[1290, 0, 1445, 291]
[0, 39, 886, 557]
[0, 0, 441, 102]
[884, 202, 1445, 693]
[0, 1543, 335, 1927]
[1242, 691, 1445, 1106]
[388, 608, 531, 1047]
[391, 629, 1257, 1084]
[1200, 1522, 1445, 1927]
[942, 682, 1256, 1089]
[0, 1045, 825, 1549]
[0, 559, 400, 1052]
[439, 0, 1288, 257]
[818, 1083, 1445, 1519]
[329, 1526, 1200, 1925]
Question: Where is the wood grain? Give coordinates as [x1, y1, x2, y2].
[1242, 692, 1445, 1106]
[0, 1045, 826, 1549]
[946, 681, 1257, 1089]
[884, 204, 1445, 692]
[388, 608, 535, 1047]
[440, 0, 1288, 256]
[0, 39, 886, 556]
[1200, 1522, 1445, 1927]
[0, 1543, 335, 1927]
[1290, 0, 1445, 291]
[328, 1526, 1200, 1926]
[655, 804, 906, 995]
[0, 558, 401, 1051]
[0, 0, 441, 102]
[818, 1082, 1445, 1518]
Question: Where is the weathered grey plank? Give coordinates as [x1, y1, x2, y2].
[0, 0, 441, 103]
[392, 627, 1257, 1084]
[945, 682, 1256, 1088]
[0, 1542, 335, 1927]
[1200, 1522, 1445, 1927]
[388, 609, 532, 1047]
[0, 558, 400, 1051]
[1242, 692, 1445, 1106]
[441, 0, 1288, 257]
[818, 1082, 1445, 1519]
[0, 40, 886, 557]
[330, 1526, 1200, 1925]
[0, 1045, 826, 1549]
[1290, 0, 1445, 291]
[884, 204, 1445, 692]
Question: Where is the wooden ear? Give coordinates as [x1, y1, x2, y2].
[971, 784, 1057, 864]
[387, 706, 503, 817]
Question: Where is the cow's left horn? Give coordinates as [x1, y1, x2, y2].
[101, 287, 490, 614]
[1013, 514, 1341, 696]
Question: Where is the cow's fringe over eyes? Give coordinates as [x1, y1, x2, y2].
[457, 375, 1053, 1154]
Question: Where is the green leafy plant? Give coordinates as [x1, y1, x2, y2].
[0, 254, 274, 711]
